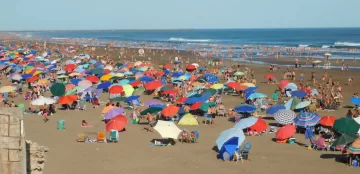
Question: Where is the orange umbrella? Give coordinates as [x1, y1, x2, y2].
[163, 64, 171, 69]
[58, 95, 78, 104]
[102, 106, 115, 114]
[249, 118, 267, 132]
[145, 80, 163, 90]
[236, 85, 249, 91]
[264, 74, 275, 79]
[319, 116, 336, 127]
[226, 82, 240, 89]
[65, 84, 75, 91]
[65, 64, 76, 72]
[109, 85, 123, 94]
[161, 105, 179, 117]
[86, 75, 99, 83]
[106, 114, 128, 132]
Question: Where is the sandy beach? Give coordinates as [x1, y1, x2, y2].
[1, 40, 360, 174]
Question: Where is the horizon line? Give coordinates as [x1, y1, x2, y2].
[1, 27, 360, 32]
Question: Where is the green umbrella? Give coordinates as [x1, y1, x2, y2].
[333, 117, 360, 134]
[332, 134, 358, 147]
[160, 86, 174, 91]
[50, 83, 65, 96]
[65, 86, 83, 95]
[140, 107, 163, 115]
[199, 102, 217, 111]
[291, 97, 301, 110]
[110, 97, 127, 102]
[203, 88, 217, 96]
[125, 77, 136, 81]
[92, 68, 103, 75]
[115, 63, 123, 67]
[197, 78, 206, 83]
[133, 87, 145, 95]
[234, 72, 245, 76]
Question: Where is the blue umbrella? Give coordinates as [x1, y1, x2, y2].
[97, 82, 111, 89]
[266, 105, 286, 115]
[118, 79, 130, 85]
[350, 97, 360, 105]
[201, 92, 211, 101]
[284, 83, 297, 91]
[139, 76, 154, 83]
[220, 137, 239, 160]
[184, 97, 203, 104]
[207, 77, 219, 83]
[22, 74, 32, 79]
[172, 72, 184, 78]
[294, 112, 321, 127]
[291, 90, 308, 98]
[234, 117, 258, 129]
[124, 95, 140, 102]
[89, 59, 97, 64]
[216, 128, 245, 150]
[245, 91, 255, 99]
[150, 104, 166, 109]
[70, 79, 82, 85]
[244, 86, 259, 93]
[247, 93, 267, 100]
[234, 104, 256, 113]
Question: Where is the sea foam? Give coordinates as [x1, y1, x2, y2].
[169, 37, 212, 42]
[334, 42, 360, 47]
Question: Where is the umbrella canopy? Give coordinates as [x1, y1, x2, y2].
[109, 85, 123, 94]
[348, 138, 360, 154]
[124, 95, 140, 102]
[110, 97, 127, 102]
[210, 83, 223, 89]
[291, 90, 308, 98]
[249, 118, 267, 132]
[264, 74, 275, 79]
[140, 107, 163, 115]
[121, 84, 134, 97]
[333, 117, 360, 134]
[294, 112, 321, 127]
[0, 86, 16, 93]
[332, 134, 358, 147]
[226, 82, 240, 89]
[284, 98, 301, 110]
[234, 72, 245, 76]
[274, 110, 296, 125]
[319, 116, 336, 127]
[216, 128, 245, 150]
[30, 96, 56, 105]
[102, 106, 115, 114]
[176, 97, 188, 103]
[154, 120, 182, 139]
[234, 117, 258, 129]
[106, 115, 128, 132]
[190, 102, 203, 110]
[58, 95, 78, 104]
[350, 97, 360, 105]
[161, 105, 179, 117]
[104, 108, 125, 120]
[178, 114, 199, 126]
[145, 80, 163, 90]
[279, 80, 289, 89]
[234, 104, 256, 113]
[276, 125, 296, 140]
[144, 100, 163, 106]
[78, 80, 92, 88]
[266, 105, 286, 115]
[199, 102, 217, 112]
[295, 101, 311, 109]
[50, 83, 65, 96]
[247, 93, 267, 100]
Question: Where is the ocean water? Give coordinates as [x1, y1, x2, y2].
[12, 28, 360, 59]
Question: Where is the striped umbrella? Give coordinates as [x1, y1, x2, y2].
[293, 112, 321, 127]
[348, 138, 360, 154]
[274, 110, 296, 125]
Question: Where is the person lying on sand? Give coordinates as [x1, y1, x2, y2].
[81, 120, 92, 127]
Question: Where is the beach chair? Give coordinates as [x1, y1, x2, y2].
[107, 130, 119, 143]
[241, 142, 252, 154]
[77, 133, 87, 142]
[218, 108, 226, 117]
[191, 130, 199, 143]
[96, 132, 106, 143]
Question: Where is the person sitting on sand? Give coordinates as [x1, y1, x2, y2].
[81, 120, 92, 127]
[145, 113, 156, 132]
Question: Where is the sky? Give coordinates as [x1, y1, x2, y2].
[2, 0, 360, 30]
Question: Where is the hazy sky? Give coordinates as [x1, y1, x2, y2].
[2, 0, 360, 30]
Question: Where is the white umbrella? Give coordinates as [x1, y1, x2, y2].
[11, 74, 22, 81]
[154, 120, 182, 139]
[191, 63, 200, 68]
[30, 96, 56, 105]
[324, 53, 332, 56]
[0, 86, 16, 93]
[56, 70, 66, 75]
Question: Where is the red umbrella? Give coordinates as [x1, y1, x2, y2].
[249, 118, 267, 132]
[58, 95, 78, 104]
[300, 88, 312, 95]
[156, 71, 165, 76]
[26, 76, 39, 83]
[161, 105, 179, 117]
[186, 65, 196, 71]
[163, 64, 171, 69]
[161, 90, 178, 95]
[319, 116, 336, 127]
[264, 74, 275, 79]
[145, 80, 163, 90]
[106, 114, 128, 132]
[176, 97, 188, 103]
[190, 102, 203, 110]
[103, 69, 111, 74]
[276, 125, 296, 140]
[86, 75, 99, 83]
[65, 64, 76, 72]
[279, 80, 289, 89]
[109, 85, 123, 94]
[226, 82, 240, 89]
[130, 81, 141, 87]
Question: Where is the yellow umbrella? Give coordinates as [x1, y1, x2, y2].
[241, 83, 255, 87]
[38, 79, 49, 85]
[33, 71, 42, 76]
[69, 72, 81, 77]
[100, 74, 113, 81]
[114, 73, 125, 77]
[122, 84, 134, 97]
[0, 86, 16, 93]
[192, 81, 202, 87]
[210, 83, 224, 89]
[25, 68, 34, 74]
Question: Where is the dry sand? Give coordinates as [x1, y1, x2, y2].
[5, 46, 360, 174]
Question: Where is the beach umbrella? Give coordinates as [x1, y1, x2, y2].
[234, 117, 258, 129]
[104, 108, 125, 120]
[114, 73, 125, 77]
[284, 83, 297, 91]
[161, 89, 178, 95]
[332, 134, 358, 147]
[186, 65, 196, 71]
[266, 105, 286, 115]
[30, 96, 56, 105]
[210, 83, 223, 90]
[226, 82, 240, 89]
[161, 105, 179, 117]
[110, 97, 127, 102]
[145, 80, 163, 90]
[333, 117, 360, 134]
[300, 88, 312, 95]
[69, 72, 81, 77]
[199, 102, 217, 112]
[243, 86, 259, 94]
[91, 68, 103, 75]
[121, 84, 134, 97]
[124, 95, 140, 103]
[190, 102, 203, 110]
[58, 95, 78, 104]
[106, 115, 128, 132]
[100, 74, 112, 81]
[118, 79, 130, 85]
[203, 88, 217, 96]
[57, 75, 68, 79]
[109, 85, 123, 94]
[144, 100, 162, 106]
[178, 113, 199, 126]
[11, 74, 22, 81]
[295, 101, 311, 109]
[291, 90, 308, 98]
[0, 86, 16, 93]
[176, 97, 188, 103]
[350, 97, 360, 105]
[70, 79, 81, 85]
[348, 138, 360, 154]
[284, 97, 301, 110]
[65, 84, 75, 92]
[78, 80, 92, 88]
[313, 60, 322, 63]
[247, 92, 267, 100]
[97, 82, 112, 89]
[86, 75, 99, 83]
[274, 110, 296, 125]
[294, 112, 321, 127]
[140, 107, 163, 115]
[154, 120, 182, 139]
[249, 118, 267, 132]
[276, 125, 296, 140]
[319, 116, 336, 127]
[279, 80, 289, 89]
[102, 106, 115, 114]
[130, 81, 141, 87]
[264, 74, 275, 79]
[234, 72, 244, 76]
[234, 104, 256, 113]
[132, 87, 145, 95]
[50, 83, 65, 96]
[26, 76, 39, 83]
[216, 128, 245, 150]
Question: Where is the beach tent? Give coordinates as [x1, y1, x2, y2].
[178, 114, 199, 126]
